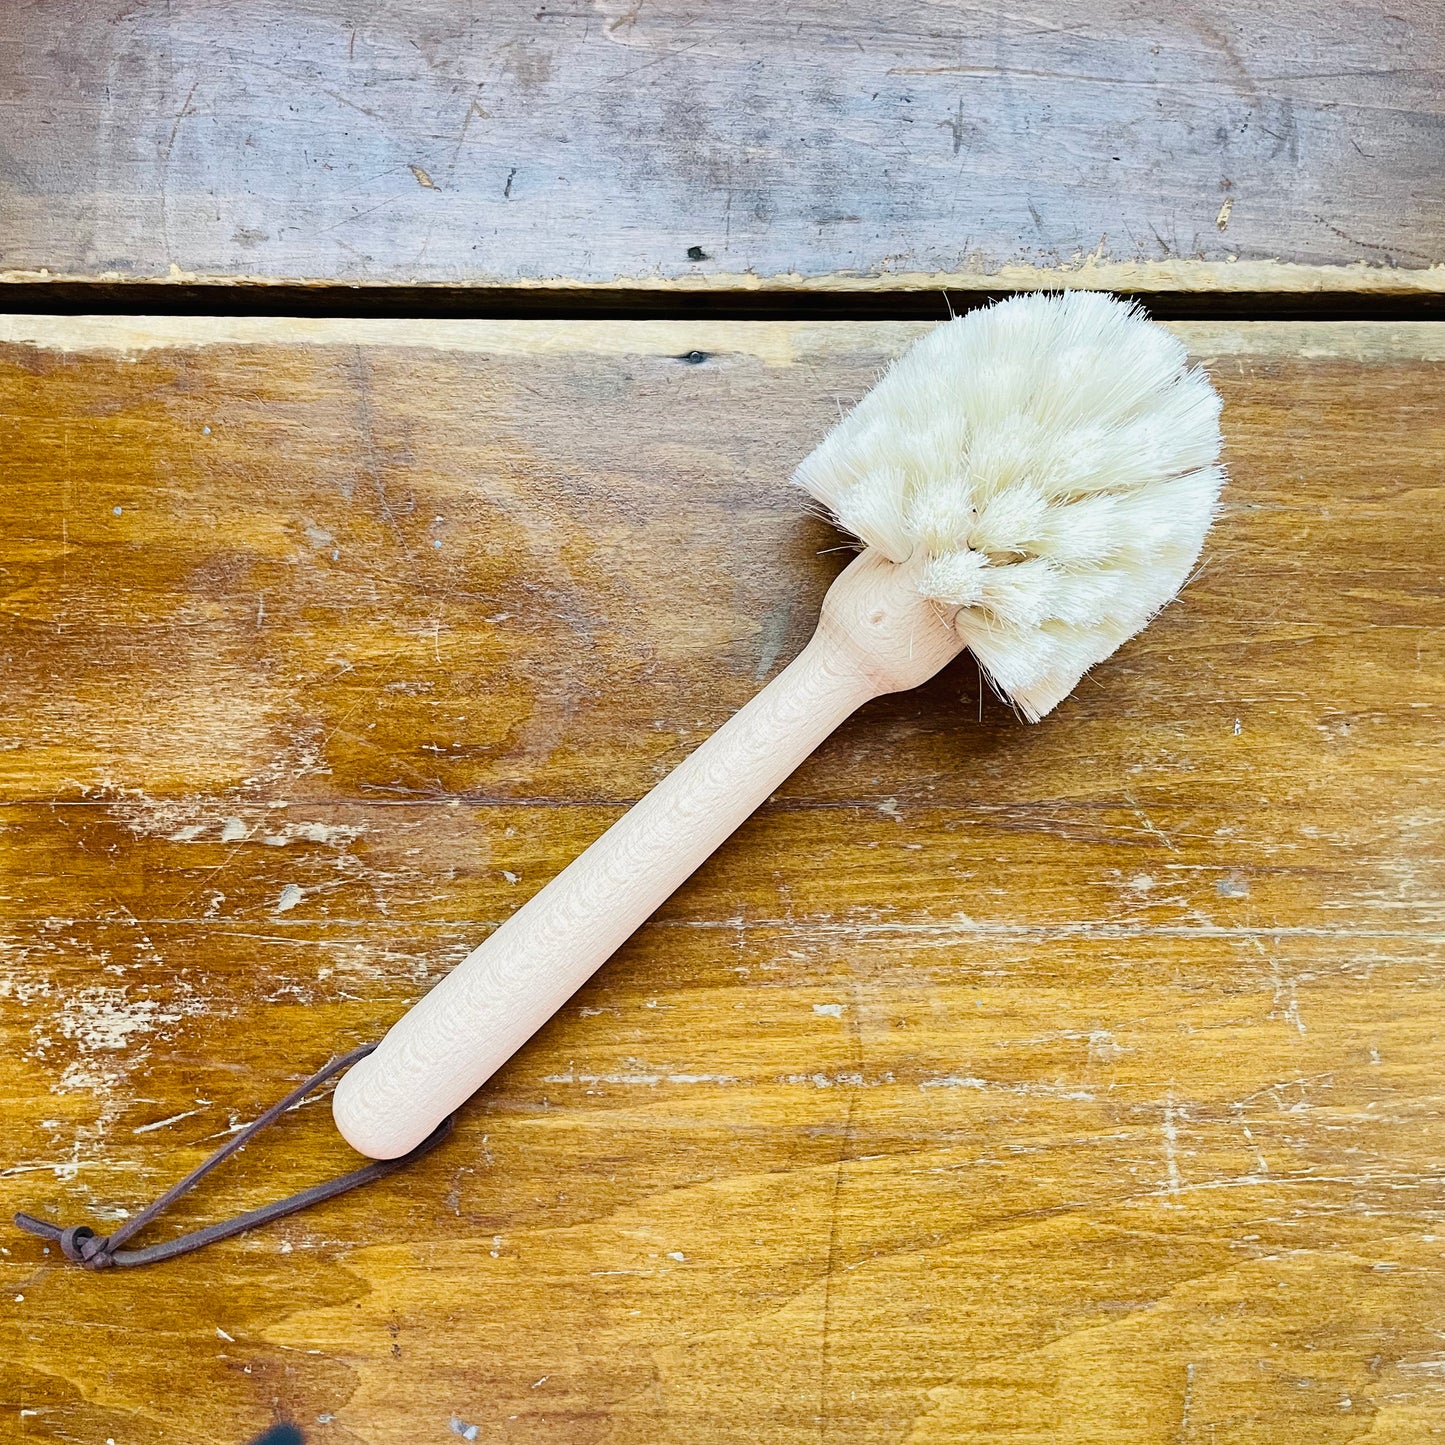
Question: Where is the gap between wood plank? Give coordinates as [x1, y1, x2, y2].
[1, 281, 1443, 322]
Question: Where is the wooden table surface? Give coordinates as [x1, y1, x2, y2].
[1, 317, 1442, 1444]
[2, 4, 1444, 1444]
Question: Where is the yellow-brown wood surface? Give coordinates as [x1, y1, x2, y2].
[1, 318, 1442, 1443]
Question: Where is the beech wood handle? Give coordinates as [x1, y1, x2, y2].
[333, 550, 965, 1158]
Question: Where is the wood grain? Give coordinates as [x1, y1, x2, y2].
[1, 1, 1443, 292]
[1, 318, 1443, 1443]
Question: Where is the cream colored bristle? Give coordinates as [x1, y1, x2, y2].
[793, 292, 1225, 720]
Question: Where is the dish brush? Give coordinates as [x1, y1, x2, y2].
[333, 291, 1225, 1158]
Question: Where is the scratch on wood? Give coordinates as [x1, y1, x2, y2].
[817, 1085, 856, 1441]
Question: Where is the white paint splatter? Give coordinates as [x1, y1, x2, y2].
[55, 987, 189, 1054]
[19, 978, 210, 1155]
[919, 1074, 988, 1090]
[779, 1071, 871, 1088]
[292, 821, 363, 845]
[1162, 1094, 1184, 1195]
[109, 792, 361, 850]
[543, 1070, 660, 1086]
[542, 1068, 743, 1088]
[1087, 1030, 1126, 1063]
[919, 1073, 1095, 1101]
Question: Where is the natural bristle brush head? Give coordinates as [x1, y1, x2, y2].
[793, 291, 1225, 721]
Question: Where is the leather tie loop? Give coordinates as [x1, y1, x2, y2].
[15, 1043, 455, 1270]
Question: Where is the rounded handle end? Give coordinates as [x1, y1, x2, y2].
[332, 1054, 428, 1160]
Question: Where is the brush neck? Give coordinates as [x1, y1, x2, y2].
[810, 547, 966, 698]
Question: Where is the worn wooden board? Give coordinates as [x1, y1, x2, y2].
[1, 2, 1444, 292]
[1, 317, 1443, 1443]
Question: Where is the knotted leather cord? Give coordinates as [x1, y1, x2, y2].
[15, 1043, 454, 1270]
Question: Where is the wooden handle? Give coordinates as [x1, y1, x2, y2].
[332, 549, 965, 1157]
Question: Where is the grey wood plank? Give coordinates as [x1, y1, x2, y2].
[0, 0, 1442, 291]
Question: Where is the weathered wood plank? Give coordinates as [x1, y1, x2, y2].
[1, 319, 1442, 1443]
[1, 3, 1442, 291]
